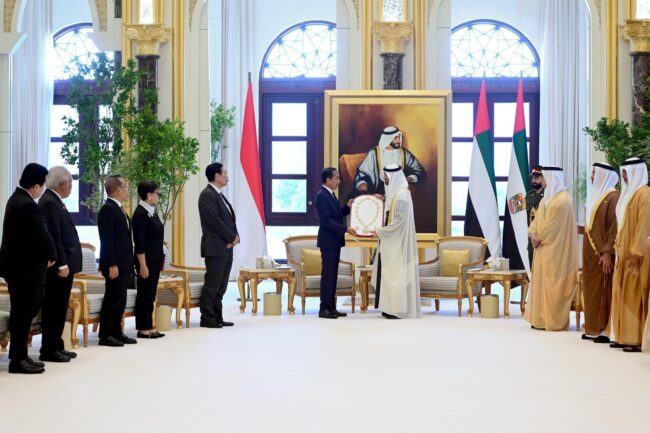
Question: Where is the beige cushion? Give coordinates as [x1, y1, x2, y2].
[301, 249, 322, 276]
[440, 249, 470, 277]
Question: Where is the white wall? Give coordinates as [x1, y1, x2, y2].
[52, 0, 91, 32]
[451, 0, 543, 49]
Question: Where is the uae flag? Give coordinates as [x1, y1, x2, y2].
[464, 80, 501, 258]
[235, 80, 267, 268]
[502, 80, 530, 275]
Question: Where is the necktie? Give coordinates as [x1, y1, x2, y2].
[122, 206, 131, 230]
[220, 193, 234, 217]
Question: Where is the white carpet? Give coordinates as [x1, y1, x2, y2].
[1, 282, 649, 433]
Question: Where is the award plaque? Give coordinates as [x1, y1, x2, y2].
[350, 195, 384, 237]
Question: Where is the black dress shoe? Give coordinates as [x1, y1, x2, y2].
[581, 334, 596, 340]
[98, 336, 125, 347]
[593, 335, 610, 344]
[623, 345, 641, 353]
[116, 335, 137, 344]
[59, 350, 77, 359]
[381, 312, 400, 319]
[200, 322, 223, 328]
[609, 342, 625, 348]
[220, 321, 234, 327]
[318, 310, 338, 319]
[332, 310, 347, 317]
[152, 331, 165, 338]
[137, 331, 158, 339]
[39, 351, 71, 363]
[26, 357, 45, 368]
[9, 360, 45, 374]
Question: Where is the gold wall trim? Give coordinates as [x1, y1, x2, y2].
[172, 0, 186, 265]
[621, 19, 650, 52]
[606, 0, 618, 120]
[95, 0, 108, 31]
[122, 0, 133, 67]
[3, 0, 16, 33]
[361, 0, 373, 89]
[414, 0, 426, 89]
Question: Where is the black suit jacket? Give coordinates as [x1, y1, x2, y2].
[97, 198, 134, 272]
[132, 204, 164, 263]
[0, 188, 57, 285]
[198, 185, 238, 258]
[39, 189, 82, 274]
[315, 187, 350, 249]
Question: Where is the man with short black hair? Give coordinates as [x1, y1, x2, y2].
[198, 163, 239, 328]
[39, 166, 82, 362]
[97, 175, 136, 347]
[315, 167, 356, 319]
[0, 163, 57, 374]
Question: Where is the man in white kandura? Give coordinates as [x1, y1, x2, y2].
[370, 164, 421, 319]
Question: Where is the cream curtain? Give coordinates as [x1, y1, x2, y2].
[11, 0, 53, 188]
[539, 0, 588, 213]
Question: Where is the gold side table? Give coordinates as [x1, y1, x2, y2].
[358, 266, 373, 313]
[155, 275, 185, 328]
[466, 270, 528, 318]
[238, 267, 296, 316]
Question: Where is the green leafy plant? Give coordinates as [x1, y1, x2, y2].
[60, 54, 141, 214]
[119, 92, 200, 225]
[210, 100, 236, 162]
[584, 76, 650, 181]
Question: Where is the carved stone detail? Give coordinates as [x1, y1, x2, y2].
[124, 23, 171, 56]
[372, 20, 413, 54]
[95, 0, 108, 31]
[621, 19, 650, 53]
[189, 0, 199, 30]
[3, 0, 16, 33]
[352, 0, 360, 27]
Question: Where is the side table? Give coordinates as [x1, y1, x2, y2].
[466, 270, 528, 318]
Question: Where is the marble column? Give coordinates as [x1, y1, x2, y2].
[381, 53, 404, 90]
[136, 54, 160, 112]
[632, 53, 650, 126]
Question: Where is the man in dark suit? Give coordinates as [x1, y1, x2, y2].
[39, 166, 82, 362]
[198, 163, 239, 328]
[97, 175, 136, 347]
[0, 163, 56, 374]
[315, 167, 356, 319]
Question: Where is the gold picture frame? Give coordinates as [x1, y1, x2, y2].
[324, 90, 451, 236]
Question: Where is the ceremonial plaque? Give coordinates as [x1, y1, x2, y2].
[350, 195, 384, 237]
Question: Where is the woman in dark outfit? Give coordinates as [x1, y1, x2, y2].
[132, 181, 165, 338]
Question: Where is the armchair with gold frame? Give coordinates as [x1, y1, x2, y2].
[283, 235, 356, 314]
[418, 236, 487, 317]
[155, 244, 197, 328]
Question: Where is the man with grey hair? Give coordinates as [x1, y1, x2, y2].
[39, 166, 82, 362]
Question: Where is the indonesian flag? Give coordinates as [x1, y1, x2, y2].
[234, 82, 267, 268]
[502, 80, 531, 276]
[464, 80, 501, 258]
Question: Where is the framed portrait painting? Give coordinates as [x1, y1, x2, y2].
[324, 90, 450, 235]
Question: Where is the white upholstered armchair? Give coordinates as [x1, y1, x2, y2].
[283, 236, 356, 314]
[418, 236, 487, 317]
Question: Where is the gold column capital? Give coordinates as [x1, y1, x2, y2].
[372, 21, 413, 54]
[124, 23, 171, 56]
[621, 19, 650, 53]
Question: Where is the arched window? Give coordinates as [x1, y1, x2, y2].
[259, 21, 337, 258]
[450, 20, 540, 236]
[51, 24, 112, 80]
[49, 23, 113, 247]
[451, 20, 539, 78]
[262, 22, 336, 79]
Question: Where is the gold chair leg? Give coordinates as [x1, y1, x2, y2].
[301, 298, 306, 315]
[351, 290, 356, 313]
[83, 324, 89, 348]
[185, 305, 191, 328]
[1, 336, 8, 352]
[288, 277, 296, 315]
